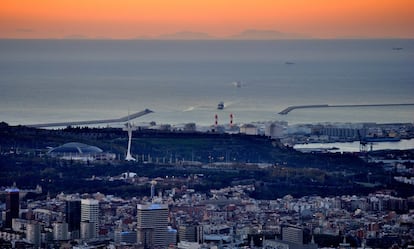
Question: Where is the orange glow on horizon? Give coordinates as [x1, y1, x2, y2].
[1, 0, 413, 39]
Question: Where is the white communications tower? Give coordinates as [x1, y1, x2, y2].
[121, 109, 153, 161]
[123, 121, 137, 161]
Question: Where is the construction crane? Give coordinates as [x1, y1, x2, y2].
[358, 130, 368, 153]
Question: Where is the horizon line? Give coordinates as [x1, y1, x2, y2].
[1, 37, 413, 41]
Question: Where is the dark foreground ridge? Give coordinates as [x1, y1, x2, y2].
[278, 103, 414, 115]
[0, 122, 413, 199]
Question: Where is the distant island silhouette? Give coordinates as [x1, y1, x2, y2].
[134, 29, 310, 40]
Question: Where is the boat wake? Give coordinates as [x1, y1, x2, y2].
[183, 105, 212, 112]
[183, 106, 195, 112]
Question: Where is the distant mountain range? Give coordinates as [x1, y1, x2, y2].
[229, 29, 310, 40]
[157, 31, 214, 40]
[136, 29, 310, 40]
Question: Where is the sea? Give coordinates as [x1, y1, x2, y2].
[1, 39, 414, 129]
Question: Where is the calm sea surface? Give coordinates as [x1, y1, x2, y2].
[1, 39, 413, 126]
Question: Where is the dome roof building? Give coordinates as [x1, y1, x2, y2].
[48, 142, 114, 162]
[48, 142, 103, 154]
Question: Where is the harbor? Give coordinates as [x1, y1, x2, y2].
[294, 138, 414, 153]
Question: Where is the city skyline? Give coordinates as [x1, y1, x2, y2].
[1, 0, 414, 39]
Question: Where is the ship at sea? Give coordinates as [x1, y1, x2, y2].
[232, 81, 242, 88]
[217, 101, 224, 110]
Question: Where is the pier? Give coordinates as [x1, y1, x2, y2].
[27, 109, 153, 128]
[278, 103, 414, 115]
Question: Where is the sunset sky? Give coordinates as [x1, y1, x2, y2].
[1, 0, 414, 39]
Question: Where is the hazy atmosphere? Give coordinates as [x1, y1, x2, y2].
[1, 0, 414, 39]
[1, 1, 414, 249]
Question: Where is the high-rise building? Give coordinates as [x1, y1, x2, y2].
[137, 204, 169, 249]
[5, 187, 20, 228]
[53, 222, 69, 240]
[167, 227, 177, 246]
[26, 222, 41, 247]
[80, 221, 96, 240]
[81, 199, 99, 239]
[114, 230, 137, 245]
[179, 224, 204, 243]
[282, 226, 303, 245]
[65, 199, 81, 239]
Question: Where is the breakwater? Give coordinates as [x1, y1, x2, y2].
[27, 109, 153, 128]
[278, 103, 414, 115]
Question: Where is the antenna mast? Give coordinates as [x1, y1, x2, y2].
[123, 111, 138, 161]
